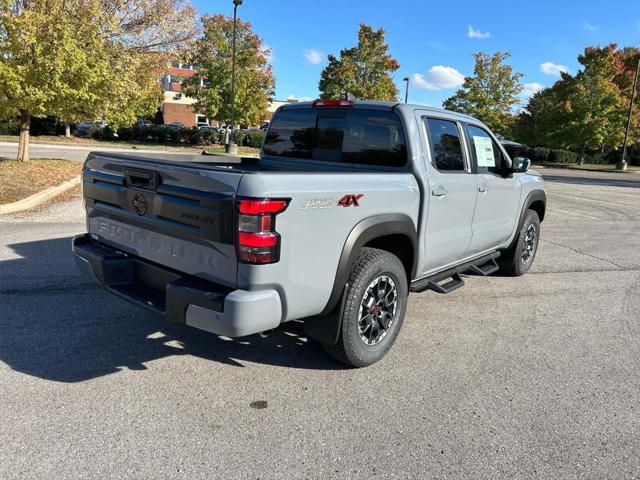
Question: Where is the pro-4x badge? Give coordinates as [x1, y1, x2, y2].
[337, 194, 363, 207]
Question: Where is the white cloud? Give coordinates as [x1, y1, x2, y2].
[303, 49, 323, 65]
[468, 25, 491, 39]
[540, 61, 568, 76]
[413, 66, 465, 91]
[583, 20, 599, 32]
[521, 82, 544, 98]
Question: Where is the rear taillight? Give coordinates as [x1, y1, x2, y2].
[236, 197, 289, 264]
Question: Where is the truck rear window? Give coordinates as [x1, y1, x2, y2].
[263, 108, 407, 167]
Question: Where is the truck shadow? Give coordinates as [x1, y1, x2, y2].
[0, 236, 346, 383]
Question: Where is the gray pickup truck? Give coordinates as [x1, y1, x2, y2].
[73, 100, 546, 367]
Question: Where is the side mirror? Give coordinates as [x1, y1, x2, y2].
[500, 155, 513, 178]
[513, 156, 531, 173]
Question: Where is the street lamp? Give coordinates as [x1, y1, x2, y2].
[617, 55, 640, 171]
[403, 77, 409, 103]
[225, 0, 243, 155]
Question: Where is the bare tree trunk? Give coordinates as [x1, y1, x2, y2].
[579, 142, 586, 166]
[65, 124, 71, 138]
[17, 112, 31, 162]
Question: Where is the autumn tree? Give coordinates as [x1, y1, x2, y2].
[318, 24, 400, 101]
[613, 47, 640, 148]
[181, 14, 275, 128]
[443, 52, 523, 136]
[513, 73, 576, 146]
[0, 0, 197, 161]
[514, 44, 638, 163]
[568, 45, 628, 163]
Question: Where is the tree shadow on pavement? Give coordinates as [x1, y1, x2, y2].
[0, 236, 346, 383]
[541, 173, 640, 188]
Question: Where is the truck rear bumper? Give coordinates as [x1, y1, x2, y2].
[72, 234, 282, 337]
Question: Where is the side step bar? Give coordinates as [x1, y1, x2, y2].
[410, 252, 501, 294]
[467, 257, 500, 276]
[425, 272, 465, 294]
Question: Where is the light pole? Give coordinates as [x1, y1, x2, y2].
[617, 55, 640, 171]
[403, 77, 409, 103]
[225, 0, 243, 154]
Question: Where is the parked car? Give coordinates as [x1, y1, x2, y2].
[197, 124, 218, 131]
[75, 120, 108, 137]
[164, 122, 185, 129]
[73, 100, 546, 367]
[135, 118, 152, 127]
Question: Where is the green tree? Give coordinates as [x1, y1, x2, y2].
[515, 44, 639, 162]
[513, 73, 576, 146]
[0, 0, 196, 162]
[318, 24, 400, 101]
[181, 14, 275, 127]
[443, 52, 523, 136]
[566, 45, 626, 163]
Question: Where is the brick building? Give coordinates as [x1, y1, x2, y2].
[159, 63, 210, 128]
[159, 63, 299, 128]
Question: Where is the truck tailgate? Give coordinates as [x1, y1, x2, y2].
[82, 153, 241, 288]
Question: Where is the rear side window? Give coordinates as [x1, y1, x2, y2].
[263, 109, 315, 159]
[424, 118, 465, 172]
[263, 108, 407, 167]
[466, 124, 503, 174]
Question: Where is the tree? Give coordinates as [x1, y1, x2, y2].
[181, 14, 275, 128]
[443, 52, 523, 136]
[0, 0, 196, 161]
[564, 45, 626, 163]
[318, 24, 400, 101]
[515, 44, 639, 161]
[513, 73, 576, 146]
[613, 46, 640, 148]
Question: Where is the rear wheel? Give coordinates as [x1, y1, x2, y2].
[499, 209, 540, 276]
[322, 248, 408, 368]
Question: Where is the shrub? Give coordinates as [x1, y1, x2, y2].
[0, 118, 19, 135]
[107, 125, 264, 147]
[31, 116, 65, 136]
[583, 152, 608, 164]
[548, 149, 578, 163]
[90, 126, 117, 140]
[242, 130, 265, 148]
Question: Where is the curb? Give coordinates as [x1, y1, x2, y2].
[0, 176, 80, 215]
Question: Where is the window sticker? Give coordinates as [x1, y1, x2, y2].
[473, 135, 495, 167]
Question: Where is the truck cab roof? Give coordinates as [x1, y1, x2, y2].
[278, 99, 481, 124]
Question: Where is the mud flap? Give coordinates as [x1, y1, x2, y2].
[303, 284, 349, 345]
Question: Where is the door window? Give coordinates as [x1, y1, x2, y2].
[466, 125, 503, 174]
[424, 118, 466, 171]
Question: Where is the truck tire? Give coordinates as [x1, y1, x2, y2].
[323, 247, 408, 368]
[498, 209, 540, 276]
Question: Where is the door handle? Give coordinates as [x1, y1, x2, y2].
[432, 187, 448, 197]
[478, 185, 488, 193]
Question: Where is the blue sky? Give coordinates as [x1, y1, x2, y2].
[193, 0, 640, 107]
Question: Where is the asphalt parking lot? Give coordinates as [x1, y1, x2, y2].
[1, 167, 639, 479]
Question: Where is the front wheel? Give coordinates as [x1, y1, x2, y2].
[499, 209, 541, 276]
[322, 247, 408, 368]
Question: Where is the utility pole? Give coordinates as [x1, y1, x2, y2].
[403, 77, 409, 103]
[617, 55, 640, 171]
[225, 0, 243, 155]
